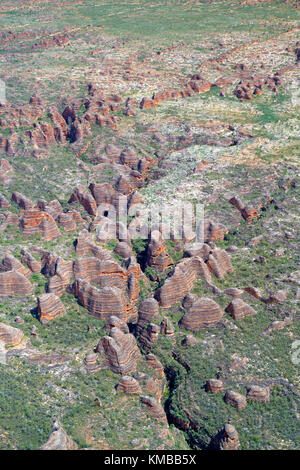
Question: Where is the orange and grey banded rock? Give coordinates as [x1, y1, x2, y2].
[184, 242, 211, 260]
[140, 396, 167, 422]
[97, 327, 141, 375]
[0, 253, 30, 278]
[207, 248, 233, 279]
[160, 317, 175, 336]
[114, 241, 133, 259]
[225, 390, 247, 410]
[146, 230, 173, 273]
[38, 293, 66, 324]
[116, 376, 142, 394]
[223, 288, 244, 298]
[47, 257, 73, 297]
[40, 426, 78, 450]
[206, 379, 224, 394]
[180, 297, 223, 330]
[139, 323, 160, 350]
[20, 210, 61, 241]
[74, 280, 137, 323]
[75, 229, 112, 260]
[246, 385, 270, 403]
[212, 423, 240, 450]
[229, 196, 259, 222]
[204, 219, 228, 243]
[146, 354, 164, 375]
[84, 352, 100, 373]
[11, 191, 34, 210]
[69, 184, 97, 217]
[73, 257, 127, 290]
[20, 249, 42, 273]
[137, 298, 159, 334]
[0, 194, 10, 208]
[226, 298, 256, 320]
[157, 256, 211, 308]
[105, 316, 129, 334]
[58, 212, 76, 231]
[0, 270, 33, 296]
[0, 322, 24, 346]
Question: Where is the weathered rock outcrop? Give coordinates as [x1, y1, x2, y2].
[224, 390, 247, 410]
[0, 270, 33, 296]
[46, 258, 73, 297]
[136, 298, 159, 335]
[0, 254, 30, 278]
[206, 379, 224, 394]
[207, 248, 233, 279]
[21, 250, 42, 273]
[246, 385, 270, 403]
[229, 196, 259, 222]
[146, 354, 164, 376]
[97, 327, 141, 375]
[12, 192, 33, 210]
[226, 298, 256, 320]
[38, 293, 66, 323]
[117, 376, 142, 394]
[140, 396, 167, 422]
[58, 212, 76, 231]
[146, 230, 173, 273]
[75, 229, 111, 260]
[84, 352, 100, 373]
[212, 423, 240, 450]
[40, 425, 78, 450]
[0, 322, 24, 346]
[20, 210, 61, 241]
[180, 296, 223, 330]
[204, 220, 228, 243]
[69, 185, 97, 217]
[139, 323, 160, 350]
[0, 194, 10, 208]
[157, 257, 211, 308]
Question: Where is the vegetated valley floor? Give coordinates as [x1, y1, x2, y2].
[0, 0, 299, 450]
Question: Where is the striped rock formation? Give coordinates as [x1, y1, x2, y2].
[84, 352, 100, 373]
[225, 390, 247, 410]
[146, 231, 173, 273]
[212, 423, 240, 450]
[58, 212, 76, 232]
[157, 257, 211, 308]
[97, 327, 141, 375]
[40, 426, 78, 450]
[0, 270, 33, 296]
[229, 196, 259, 222]
[38, 293, 66, 324]
[204, 220, 228, 243]
[105, 316, 129, 334]
[116, 376, 142, 394]
[47, 258, 73, 297]
[246, 385, 270, 403]
[137, 298, 160, 335]
[226, 298, 256, 320]
[12, 192, 33, 210]
[0, 322, 24, 346]
[0, 194, 10, 208]
[146, 354, 164, 376]
[69, 184, 97, 217]
[0, 254, 30, 278]
[21, 250, 42, 273]
[125, 256, 141, 303]
[184, 242, 211, 260]
[73, 257, 127, 289]
[74, 280, 137, 323]
[37, 199, 63, 221]
[206, 379, 224, 394]
[75, 229, 111, 260]
[140, 396, 167, 422]
[160, 317, 175, 336]
[139, 323, 160, 350]
[20, 210, 61, 241]
[207, 248, 233, 279]
[134, 372, 163, 399]
[114, 241, 133, 259]
[180, 297, 223, 330]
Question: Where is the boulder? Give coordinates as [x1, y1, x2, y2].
[140, 396, 167, 422]
[0, 322, 24, 346]
[84, 352, 100, 373]
[212, 423, 240, 450]
[180, 297, 223, 330]
[224, 390, 247, 410]
[38, 293, 66, 323]
[204, 220, 228, 243]
[246, 385, 270, 403]
[206, 379, 224, 394]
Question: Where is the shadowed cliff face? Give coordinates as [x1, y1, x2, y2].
[0, 0, 299, 451]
